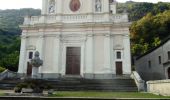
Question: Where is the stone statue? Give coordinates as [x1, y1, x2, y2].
[49, 0, 55, 13]
[30, 51, 43, 79]
[95, 0, 102, 12]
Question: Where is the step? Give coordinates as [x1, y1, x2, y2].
[0, 78, 138, 92]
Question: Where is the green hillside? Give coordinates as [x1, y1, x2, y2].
[0, 8, 40, 71]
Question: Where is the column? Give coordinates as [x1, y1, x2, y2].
[53, 35, 60, 73]
[56, 0, 62, 21]
[85, 34, 94, 74]
[123, 34, 131, 74]
[18, 36, 27, 73]
[42, 0, 48, 15]
[104, 34, 111, 73]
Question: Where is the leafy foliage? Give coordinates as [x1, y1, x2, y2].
[0, 9, 40, 71]
[117, 1, 170, 21]
[130, 10, 170, 56]
[0, 67, 6, 73]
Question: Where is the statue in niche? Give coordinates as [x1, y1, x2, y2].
[49, 0, 55, 14]
[95, 0, 102, 12]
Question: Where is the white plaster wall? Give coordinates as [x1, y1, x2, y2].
[94, 35, 104, 73]
[43, 37, 55, 73]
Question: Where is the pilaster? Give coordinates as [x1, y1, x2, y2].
[18, 35, 27, 73]
[36, 35, 45, 73]
[52, 35, 61, 73]
[85, 34, 94, 73]
[42, 0, 48, 15]
[123, 34, 131, 74]
[104, 34, 111, 73]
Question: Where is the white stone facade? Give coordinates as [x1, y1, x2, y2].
[18, 0, 131, 79]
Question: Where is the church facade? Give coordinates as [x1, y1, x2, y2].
[18, 0, 131, 79]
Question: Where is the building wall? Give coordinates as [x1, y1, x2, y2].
[136, 40, 170, 81]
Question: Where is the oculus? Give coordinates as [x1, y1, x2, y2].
[70, 0, 81, 12]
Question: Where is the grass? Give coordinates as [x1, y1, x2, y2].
[0, 91, 5, 96]
[50, 91, 170, 98]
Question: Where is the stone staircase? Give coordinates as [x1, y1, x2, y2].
[43, 77, 138, 92]
[0, 77, 138, 92]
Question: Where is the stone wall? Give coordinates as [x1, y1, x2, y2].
[147, 80, 170, 96]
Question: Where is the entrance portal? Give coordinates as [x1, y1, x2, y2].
[66, 47, 81, 75]
[168, 67, 170, 79]
[116, 62, 123, 75]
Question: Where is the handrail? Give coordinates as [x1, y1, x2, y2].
[0, 69, 9, 80]
[0, 69, 17, 80]
[131, 71, 145, 91]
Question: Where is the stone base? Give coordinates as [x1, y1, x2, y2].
[83, 73, 131, 79]
[17, 73, 131, 79]
[40, 73, 61, 79]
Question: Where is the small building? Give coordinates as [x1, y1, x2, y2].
[18, 0, 132, 79]
[135, 36, 170, 81]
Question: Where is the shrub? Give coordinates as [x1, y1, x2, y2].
[0, 67, 6, 73]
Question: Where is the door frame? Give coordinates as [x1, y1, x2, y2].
[61, 44, 85, 76]
[66, 47, 81, 75]
[115, 61, 123, 75]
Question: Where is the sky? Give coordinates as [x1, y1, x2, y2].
[0, 0, 169, 10]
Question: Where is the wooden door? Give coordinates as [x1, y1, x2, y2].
[116, 62, 123, 75]
[27, 62, 32, 76]
[66, 47, 81, 75]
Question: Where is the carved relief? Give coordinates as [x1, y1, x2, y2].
[70, 0, 81, 12]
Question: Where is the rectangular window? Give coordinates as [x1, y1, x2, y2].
[148, 61, 151, 68]
[159, 56, 161, 64]
[168, 51, 170, 60]
[29, 52, 33, 59]
[116, 51, 121, 59]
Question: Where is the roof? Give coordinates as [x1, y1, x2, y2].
[136, 35, 170, 60]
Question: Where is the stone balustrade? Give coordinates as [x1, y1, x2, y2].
[131, 71, 145, 91]
[23, 13, 128, 25]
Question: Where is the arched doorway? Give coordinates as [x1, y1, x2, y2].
[168, 67, 170, 79]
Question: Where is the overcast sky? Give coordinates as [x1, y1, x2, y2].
[0, 0, 169, 10]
